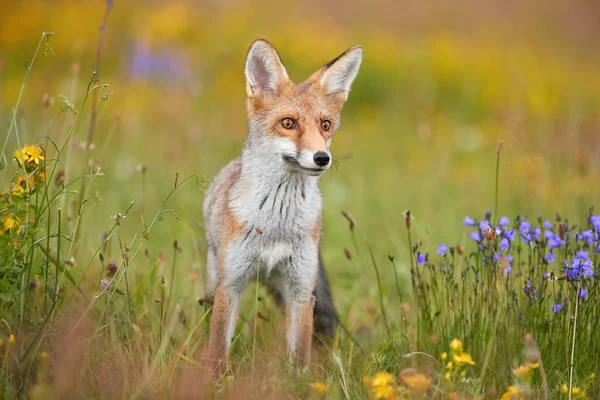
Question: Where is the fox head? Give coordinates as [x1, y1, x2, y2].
[244, 39, 363, 176]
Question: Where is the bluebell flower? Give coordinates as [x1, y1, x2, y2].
[543, 272, 549, 279]
[504, 229, 516, 242]
[499, 238, 510, 251]
[590, 215, 600, 231]
[548, 234, 565, 249]
[505, 266, 512, 276]
[479, 219, 490, 231]
[576, 251, 589, 260]
[520, 220, 531, 234]
[544, 230, 554, 240]
[552, 304, 563, 313]
[498, 216, 510, 227]
[417, 252, 426, 266]
[580, 287, 589, 299]
[533, 228, 541, 241]
[545, 252, 555, 263]
[463, 216, 476, 226]
[578, 230, 594, 245]
[437, 244, 448, 257]
[485, 209, 492, 221]
[469, 231, 481, 242]
[543, 220, 553, 230]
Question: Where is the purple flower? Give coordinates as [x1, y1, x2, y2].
[100, 279, 113, 292]
[533, 228, 542, 241]
[505, 266, 512, 276]
[576, 251, 589, 260]
[578, 230, 594, 245]
[499, 238, 510, 251]
[520, 220, 531, 234]
[545, 252, 555, 263]
[463, 216, 476, 226]
[479, 219, 490, 231]
[417, 252, 426, 266]
[580, 287, 589, 299]
[469, 231, 481, 242]
[543, 220, 553, 230]
[437, 244, 448, 257]
[503, 229, 516, 242]
[590, 215, 600, 231]
[498, 216, 510, 227]
[552, 304, 563, 313]
[543, 272, 549, 279]
[548, 234, 565, 249]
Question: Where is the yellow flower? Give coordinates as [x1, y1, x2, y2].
[441, 352, 448, 361]
[8, 334, 15, 345]
[371, 372, 394, 387]
[460, 370, 466, 377]
[309, 382, 329, 393]
[450, 339, 463, 354]
[444, 372, 451, 381]
[446, 361, 453, 370]
[453, 351, 476, 366]
[572, 387, 580, 396]
[14, 145, 45, 170]
[364, 372, 398, 400]
[10, 176, 29, 198]
[561, 384, 569, 394]
[400, 371, 431, 391]
[500, 385, 524, 400]
[512, 362, 539, 380]
[3, 215, 22, 234]
[40, 351, 49, 359]
[14, 148, 28, 166]
[24, 145, 44, 165]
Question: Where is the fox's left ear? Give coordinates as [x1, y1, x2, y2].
[318, 46, 363, 99]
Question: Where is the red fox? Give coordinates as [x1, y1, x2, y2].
[203, 38, 362, 372]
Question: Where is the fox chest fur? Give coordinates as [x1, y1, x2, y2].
[203, 155, 322, 298]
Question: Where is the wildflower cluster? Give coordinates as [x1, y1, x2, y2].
[442, 339, 476, 382]
[363, 369, 431, 400]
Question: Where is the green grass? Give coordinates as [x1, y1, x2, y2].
[1, 2, 600, 398]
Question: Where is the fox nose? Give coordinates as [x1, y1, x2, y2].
[313, 152, 330, 167]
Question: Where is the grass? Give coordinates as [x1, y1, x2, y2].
[1, 2, 600, 398]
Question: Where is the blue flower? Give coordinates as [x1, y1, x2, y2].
[548, 234, 565, 249]
[503, 229, 516, 242]
[469, 231, 481, 242]
[580, 287, 589, 299]
[543, 272, 549, 279]
[498, 216, 510, 227]
[437, 244, 448, 257]
[499, 238, 510, 251]
[576, 251, 589, 260]
[484, 209, 492, 221]
[520, 220, 531, 234]
[543, 220, 553, 230]
[479, 219, 490, 231]
[417, 252, 426, 266]
[463, 216, 476, 226]
[578, 230, 594, 245]
[590, 215, 600, 231]
[545, 252, 555, 263]
[533, 228, 541, 241]
[552, 304, 563, 313]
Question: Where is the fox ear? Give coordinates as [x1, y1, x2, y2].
[318, 46, 363, 98]
[245, 39, 289, 97]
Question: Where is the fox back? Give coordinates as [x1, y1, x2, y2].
[203, 39, 362, 372]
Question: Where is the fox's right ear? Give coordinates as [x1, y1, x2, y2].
[245, 39, 289, 97]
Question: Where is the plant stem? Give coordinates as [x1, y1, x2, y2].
[494, 149, 500, 225]
[568, 285, 580, 400]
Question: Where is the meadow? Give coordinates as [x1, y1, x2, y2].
[1, 1, 600, 398]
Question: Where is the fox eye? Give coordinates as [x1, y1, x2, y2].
[321, 120, 331, 131]
[281, 118, 296, 130]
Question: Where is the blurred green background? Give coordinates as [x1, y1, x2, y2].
[1, 0, 600, 323]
